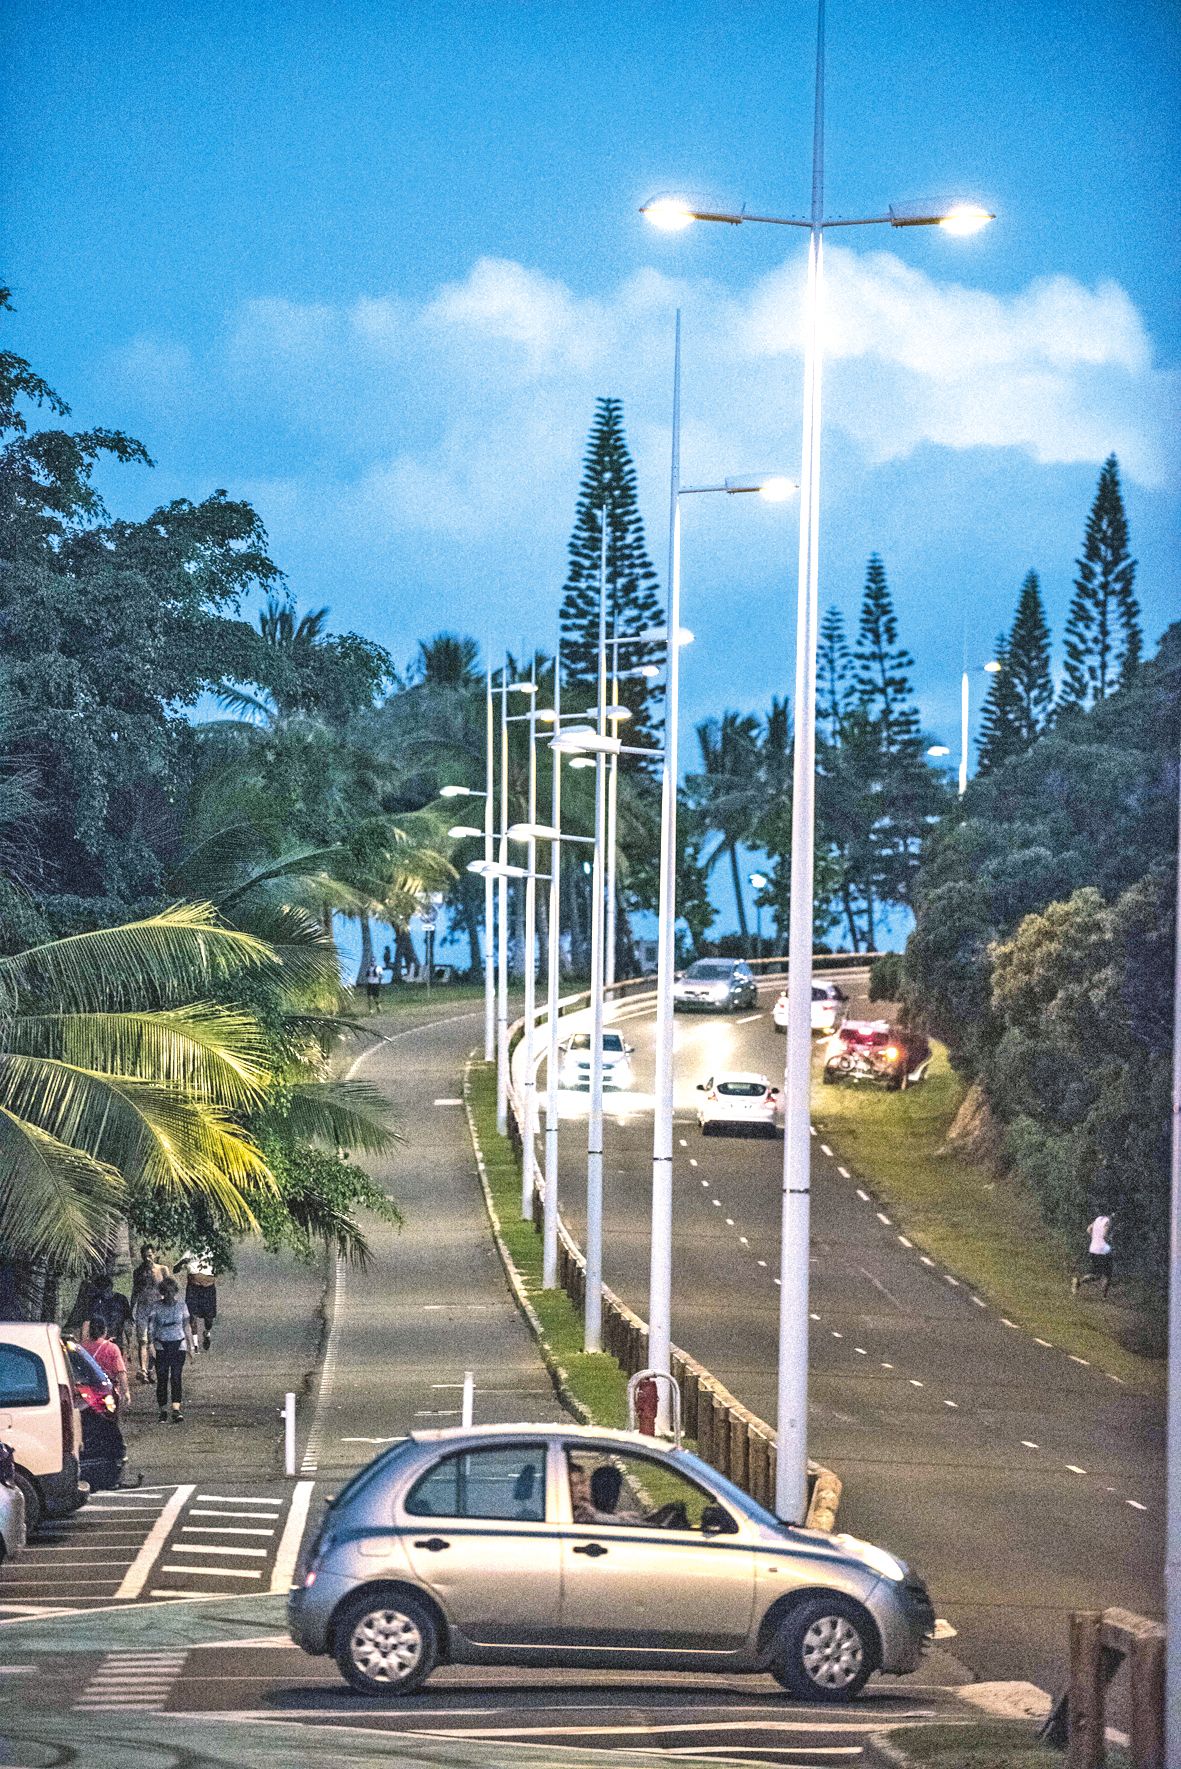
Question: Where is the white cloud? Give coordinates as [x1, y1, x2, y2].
[108, 248, 1177, 615]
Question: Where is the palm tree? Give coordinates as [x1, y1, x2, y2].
[216, 597, 332, 727]
[411, 632, 481, 688]
[0, 904, 278, 1275]
[689, 712, 762, 953]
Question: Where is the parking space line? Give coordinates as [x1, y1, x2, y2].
[271, 1479, 316, 1594]
[114, 1485, 195, 1600]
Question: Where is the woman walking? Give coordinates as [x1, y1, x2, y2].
[147, 1277, 195, 1423]
[130, 1245, 170, 1383]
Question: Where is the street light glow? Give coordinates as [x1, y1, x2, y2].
[749, 871, 768, 890]
[447, 824, 483, 838]
[984, 659, 1003, 673]
[759, 475, 795, 502]
[939, 203, 995, 235]
[642, 196, 697, 231]
[927, 745, 951, 758]
[569, 756, 596, 770]
[635, 624, 695, 646]
[440, 783, 480, 798]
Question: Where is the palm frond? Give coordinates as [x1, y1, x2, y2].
[0, 1107, 123, 1271]
[7, 1006, 271, 1107]
[0, 904, 275, 1011]
[278, 1080, 400, 1155]
[224, 901, 343, 995]
[277, 1188, 378, 1269]
[0, 1055, 273, 1224]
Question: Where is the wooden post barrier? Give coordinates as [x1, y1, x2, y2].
[1056, 1607, 1165, 1769]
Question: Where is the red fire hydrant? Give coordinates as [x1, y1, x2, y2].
[634, 1375, 659, 1436]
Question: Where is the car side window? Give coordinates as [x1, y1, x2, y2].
[566, 1449, 737, 1534]
[405, 1444, 547, 1522]
[0, 1346, 50, 1408]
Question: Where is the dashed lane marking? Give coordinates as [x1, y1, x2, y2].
[837, 1165, 851, 1178]
[1126, 1499, 1147, 1511]
[944, 1274, 960, 1287]
[735, 1013, 762, 1024]
[1022, 1440, 1040, 1450]
[876, 1211, 892, 1225]
[920, 1255, 935, 1267]
[1069, 1354, 1090, 1365]
[1034, 1337, 1052, 1347]
[819, 1143, 833, 1157]
[897, 1235, 912, 1248]
[856, 1188, 870, 1202]
[1066, 1464, 1087, 1475]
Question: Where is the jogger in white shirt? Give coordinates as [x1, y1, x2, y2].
[1072, 1211, 1114, 1297]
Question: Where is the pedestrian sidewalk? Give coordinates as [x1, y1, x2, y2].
[303, 1008, 564, 1478]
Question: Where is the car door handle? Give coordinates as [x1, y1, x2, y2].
[414, 1537, 451, 1551]
[572, 1541, 608, 1557]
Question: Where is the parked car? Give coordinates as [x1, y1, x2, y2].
[772, 981, 848, 1035]
[289, 1423, 934, 1701]
[696, 1072, 782, 1137]
[673, 960, 757, 1014]
[65, 1340, 126, 1492]
[0, 1442, 27, 1565]
[822, 1021, 931, 1092]
[0, 1324, 89, 1531]
[557, 1030, 635, 1091]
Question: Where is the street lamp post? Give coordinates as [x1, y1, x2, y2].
[520, 659, 540, 1218]
[749, 871, 768, 958]
[485, 670, 495, 1058]
[644, 0, 993, 1517]
[960, 656, 1003, 795]
[648, 314, 797, 1427]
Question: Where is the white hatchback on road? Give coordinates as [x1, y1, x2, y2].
[696, 1072, 782, 1137]
[772, 982, 848, 1035]
[558, 1030, 635, 1091]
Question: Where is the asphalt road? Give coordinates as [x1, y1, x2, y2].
[545, 976, 1164, 1699]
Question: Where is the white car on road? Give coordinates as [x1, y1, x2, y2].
[558, 1030, 635, 1091]
[696, 1072, 782, 1137]
[772, 981, 848, 1035]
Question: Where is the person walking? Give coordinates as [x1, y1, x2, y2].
[79, 1313, 136, 1486]
[364, 959, 383, 1014]
[176, 1248, 217, 1352]
[147, 1277, 195, 1423]
[1072, 1210, 1114, 1297]
[130, 1246, 170, 1383]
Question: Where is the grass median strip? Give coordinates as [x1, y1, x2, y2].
[812, 1045, 1162, 1397]
[467, 1060, 630, 1429]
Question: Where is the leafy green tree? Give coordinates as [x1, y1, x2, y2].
[853, 555, 921, 756]
[410, 632, 481, 688]
[1060, 454, 1142, 710]
[558, 398, 664, 747]
[817, 605, 854, 745]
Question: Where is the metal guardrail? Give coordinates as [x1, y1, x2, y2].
[502, 974, 842, 1530]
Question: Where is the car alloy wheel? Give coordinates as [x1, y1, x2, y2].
[336, 1591, 437, 1696]
[771, 1594, 874, 1702]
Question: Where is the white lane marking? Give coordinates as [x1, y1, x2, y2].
[971, 1296, 987, 1308]
[820, 1143, 833, 1157]
[689, 1158, 698, 1167]
[943, 1400, 958, 1408]
[159, 1564, 262, 1579]
[810, 1312, 821, 1321]
[712, 1198, 722, 1207]
[739, 1236, 749, 1245]
[1126, 1499, 1147, 1511]
[1069, 1354, 1090, 1365]
[182, 1526, 274, 1537]
[1021, 1440, 1039, 1450]
[432, 1097, 463, 1106]
[188, 1508, 281, 1519]
[856, 1188, 870, 1202]
[1034, 1337, 1052, 1347]
[169, 1544, 268, 1558]
[1108, 1373, 1124, 1383]
[944, 1274, 960, 1287]
[196, 1496, 282, 1508]
[1001, 1318, 1019, 1329]
[837, 1165, 851, 1178]
[725, 1217, 735, 1227]
[701, 1178, 709, 1187]
[736, 1013, 762, 1024]
[1066, 1464, 1087, 1475]
[909, 1379, 924, 1388]
[758, 1259, 767, 1267]
[809, 1125, 817, 1136]
[831, 1330, 843, 1340]
[678, 1137, 688, 1147]
[855, 1347, 867, 1356]
[897, 1235, 912, 1248]
[920, 1255, 935, 1267]
[876, 1212, 892, 1226]
[774, 1278, 781, 1286]
[113, 1484, 195, 1600]
[881, 1361, 894, 1369]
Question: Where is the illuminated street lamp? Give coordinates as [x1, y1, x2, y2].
[960, 658, 1003, 795]
[644, 0, 994, 1519]
[749, 870, 769, 958]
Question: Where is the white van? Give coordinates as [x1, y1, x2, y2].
[0, 1325, 88, 1531]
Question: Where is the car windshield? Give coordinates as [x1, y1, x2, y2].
[717, 1080, 767, 1097]
[66, 1343, 111, 1390]
[566, 1032, 624, 1053]
[686, 961, 732, 980]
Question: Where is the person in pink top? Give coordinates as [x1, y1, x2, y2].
[81, 1317, 131, 1414]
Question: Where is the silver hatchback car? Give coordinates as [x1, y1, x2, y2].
[289, 1424, 934, 1701]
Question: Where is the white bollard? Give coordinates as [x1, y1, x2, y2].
[282, 1391, 296, 1477]
[461, 1370, 475, 1428]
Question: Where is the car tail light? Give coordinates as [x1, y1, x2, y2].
[885, 1046, 899, 1062]
[59, 1382, 75, 1451]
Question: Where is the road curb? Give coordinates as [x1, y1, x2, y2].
[462, 1058, 589, 1425]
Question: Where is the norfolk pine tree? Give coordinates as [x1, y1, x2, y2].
[979, 571, 1053, 772]
[818, 604, 854, 744]
[558, 398, 664, 748]
[853, 554, 922, 756]
[1060, 454, 1142, 710]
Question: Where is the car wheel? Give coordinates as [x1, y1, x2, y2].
[334, 1590, 438, 1697]
[13, 1471, 40, 1535]
[770, 1594, 875, 1702]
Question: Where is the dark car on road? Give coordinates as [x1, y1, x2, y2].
[821, 1020, 931, 1092]
[672, 960, 757, 1014]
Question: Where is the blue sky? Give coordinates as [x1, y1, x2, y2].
[3, 0, 1178, 827]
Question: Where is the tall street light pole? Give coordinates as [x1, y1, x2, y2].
[544, 648, 564, 1287]
[1166, 727, 1181, 1764]
[484, 668, 495, 1060]
[648, 313, 797, 1428]
[497, 659, 511, 1136]
[519, 656, 540, 1218]
[643, 0, 993, 1518]
[584, 509, 610, 1351]
[959, 653, 1003, 795]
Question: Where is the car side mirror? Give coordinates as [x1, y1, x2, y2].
[696, 1082, 706, 1092]
[701, 1504, 737, 1536]
[769, 1087, 780, 1096]
[625, 1043, 635, 1054]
